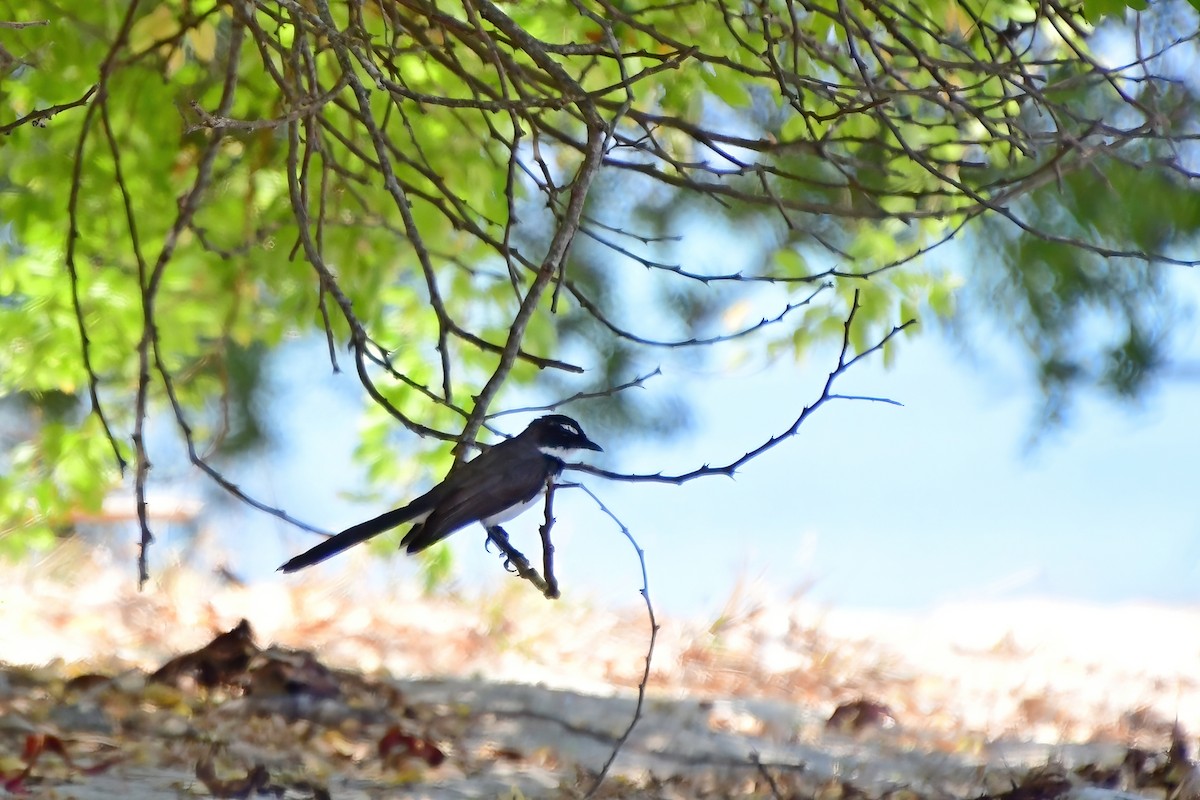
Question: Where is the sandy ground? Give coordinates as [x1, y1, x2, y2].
[3, 550, 1195, 743]
[1, 550, 1197, 797]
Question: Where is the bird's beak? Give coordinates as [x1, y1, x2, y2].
[581, 438, 603, 452]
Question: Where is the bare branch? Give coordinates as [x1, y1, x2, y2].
[131, 10, 246, 585]
[64, 9, 138, 477]
[538, 478, 559, 600]
[0, 84, 96, 135]
[0, 18, 47, 29]
[457, 123, 611, 459]
[576, 292, 916, 484]
[485, 525, 559, 599]
[489, 369, 663, 417]
[566, 281, 831, 349]
[577, 482, 657, 798]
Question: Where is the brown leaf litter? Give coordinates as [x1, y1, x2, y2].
[1, 554, 1198, 798]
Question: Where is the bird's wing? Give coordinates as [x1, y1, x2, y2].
[401, 445, 556, 552]
[281, 437, 545, 569]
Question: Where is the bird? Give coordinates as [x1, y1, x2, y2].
[278, 414, 602, 573]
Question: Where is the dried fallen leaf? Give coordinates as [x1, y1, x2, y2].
[826, 699, 897, 734]
[194, 757, 269, 799]
[378, 725, 445, 768]
[150, 619, 258, 690]
[320, 728, 368, 760]
[63, 673, 112, 694]
[991, 764, 1072, 800]
[0, 732, 121, 793]
[246, 645, 340, 698]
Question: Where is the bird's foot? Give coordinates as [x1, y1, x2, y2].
[485, 526, 524, 573]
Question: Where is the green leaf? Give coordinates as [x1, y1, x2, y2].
[1080, 0, 1146, 19]
[702, 68, 752, 109]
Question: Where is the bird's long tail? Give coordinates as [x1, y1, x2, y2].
[278, 507, 414, 573]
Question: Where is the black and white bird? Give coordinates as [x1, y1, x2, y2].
[278, 414, 602, 573]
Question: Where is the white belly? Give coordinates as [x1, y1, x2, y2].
[481, 489, 545, 527]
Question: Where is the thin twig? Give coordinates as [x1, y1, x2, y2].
[456, 123, 609, 460]
[132, 10, 245, 586]
[538, 478, 559, 599]
[577, 483, 656, 798]
[751, 751, 788, 800]
[0, 18, 47, 29]
[489, 369, 662, 417]
[0, 84, 97, 135]
[64, 25, 135, 477]
[577, 293, 916, 484]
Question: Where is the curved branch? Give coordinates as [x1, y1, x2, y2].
[574, 292, 916, 484]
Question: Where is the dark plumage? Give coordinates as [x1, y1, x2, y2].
[278, 415, 601, 573]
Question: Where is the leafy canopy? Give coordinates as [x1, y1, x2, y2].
[0, 0, 1195, 562]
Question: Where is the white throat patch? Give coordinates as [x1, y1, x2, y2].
[538, 445, 579, 459]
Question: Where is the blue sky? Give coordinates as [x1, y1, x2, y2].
[192, 276, 1200, 619]
[592, 325, 1200, 613]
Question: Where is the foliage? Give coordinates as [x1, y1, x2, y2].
[0, 0, 1196, 563]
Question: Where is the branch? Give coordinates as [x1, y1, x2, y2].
[457, 123, 610, 459]
[152, 341, 330, 537]
[577, 483, 657, 798]
[0, 85, 96, 135]
[182, 76, 347, 133]
[485, 525, 558, 599]
[0, 19, 47, 29]
[567, 280, 831, 349]
[489, 369, 662, 417]
[64, 12, 138, 478]
[576, 292, 916, 484]
[310, 0, 457, 402]
[132, 10, 244, 586]
[538, 478, 559, 600]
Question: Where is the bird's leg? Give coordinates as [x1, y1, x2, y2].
[484, 525, 556, 599]
[485, 525, 522, 572]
